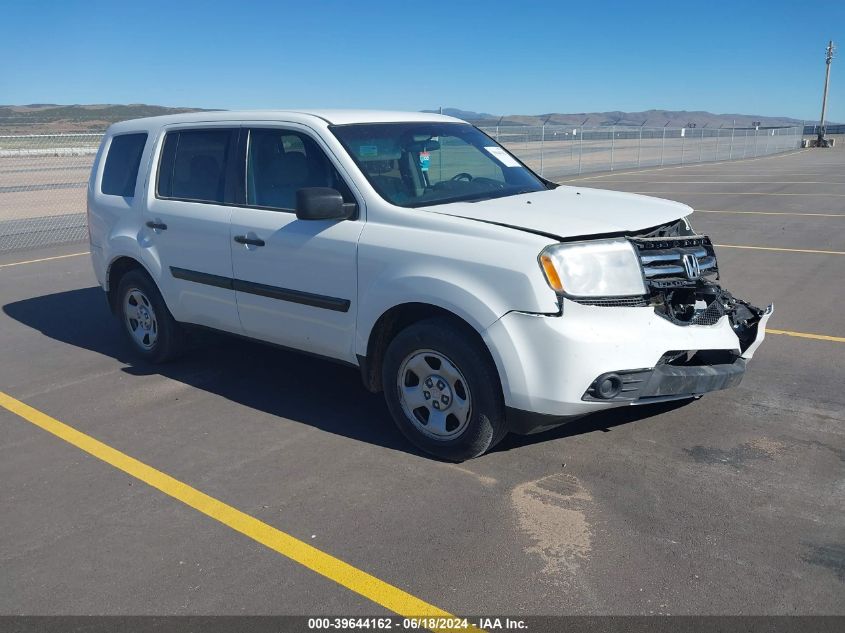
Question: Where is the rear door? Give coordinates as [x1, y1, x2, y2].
[229, 125, 363, 361]
[145, 126, 243, 332]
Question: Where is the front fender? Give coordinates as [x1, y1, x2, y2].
[355, 263, 557, 357]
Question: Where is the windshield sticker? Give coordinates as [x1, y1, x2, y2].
[418, 151, 430, 172]
[359, 145, 378, 158]
[484, 146, 520, 168]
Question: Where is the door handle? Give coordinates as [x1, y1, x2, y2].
[234, 235, 265, 247]
[145, 221, 168, 231]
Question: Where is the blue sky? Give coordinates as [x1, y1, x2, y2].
[2, 0, 842, 121]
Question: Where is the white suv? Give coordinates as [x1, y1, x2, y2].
[88, 110, 772, 460]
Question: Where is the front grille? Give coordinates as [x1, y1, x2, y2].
[658, 349, 740, 366]
[689, 299, 726, 325]
[631, 235, 718, 288]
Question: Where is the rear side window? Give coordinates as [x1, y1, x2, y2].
[101, 133, 147, 197]
[156, 128, 237, 204]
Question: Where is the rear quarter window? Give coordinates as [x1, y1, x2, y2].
[101, 133, 148, 197]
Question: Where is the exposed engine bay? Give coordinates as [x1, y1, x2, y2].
[629, 219, 768, 353]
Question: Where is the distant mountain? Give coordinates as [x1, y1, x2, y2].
[429, 108, 812, 128]
[0, 104, 819, 135]
[0, 104, 211, 134]
[421, 107, 496, 120]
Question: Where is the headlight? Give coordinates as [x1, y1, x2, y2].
[539, 238, 646, 297]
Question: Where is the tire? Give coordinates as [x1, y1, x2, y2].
[116, 269, 184, 363]
[382, 317, 507, 461]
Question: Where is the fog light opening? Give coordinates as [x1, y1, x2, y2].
[595, 373, 623, 399]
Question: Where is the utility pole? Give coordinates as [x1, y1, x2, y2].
[817, 40, 836, 146]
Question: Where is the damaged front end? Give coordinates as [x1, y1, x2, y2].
[629, 219, 772, 358]
[578, 218, 772, 405]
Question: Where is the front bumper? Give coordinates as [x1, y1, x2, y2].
[583, 357, 746, 403]
[482, 297, 771, 428]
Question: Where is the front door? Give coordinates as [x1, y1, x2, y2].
[229, 126, 363, 362]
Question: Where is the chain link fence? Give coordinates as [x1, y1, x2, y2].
[1, 125, 804, 253]
[0, 133, 100, 252]
[479, 125, 804, 181]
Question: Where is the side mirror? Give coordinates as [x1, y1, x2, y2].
[295, 187, 353, 220]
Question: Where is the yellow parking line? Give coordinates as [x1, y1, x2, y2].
[0, 251, 90, 268]
[714, 244, 845, 255]
[766, 329, 845, 343]
[633, 191, 845, 197]
[588, 181, 839, 185]
[0, 391, 467, 631]
[589, 173, 833, 177]
[698, 210, 845, 217]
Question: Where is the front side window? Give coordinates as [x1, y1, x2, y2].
[246, 128, 354, 211]
[101, 133, 147, 197]
[331, 122, 547, 208]
[156, 128, 237, 204]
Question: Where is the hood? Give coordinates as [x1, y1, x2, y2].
[423, 185, 693, 240]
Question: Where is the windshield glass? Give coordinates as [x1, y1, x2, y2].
[330, 122, 548, 208]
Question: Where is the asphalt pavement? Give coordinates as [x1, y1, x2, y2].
[1, 148, 843, 617]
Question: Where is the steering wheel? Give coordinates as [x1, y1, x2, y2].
[450, 172, 474, 182]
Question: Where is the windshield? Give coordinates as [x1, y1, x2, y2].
[330, 122, 548, 208]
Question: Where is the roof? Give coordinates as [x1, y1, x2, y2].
[106, 109, 465, 134]
[298, 110, 464, 125]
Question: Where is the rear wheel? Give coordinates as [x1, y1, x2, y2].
[382, 317, 507, 460]
[116, 269, 184, 363]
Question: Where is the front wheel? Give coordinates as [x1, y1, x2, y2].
[382, 317, 507, 460]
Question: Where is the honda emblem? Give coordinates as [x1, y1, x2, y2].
[682, 253, 701, 280]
